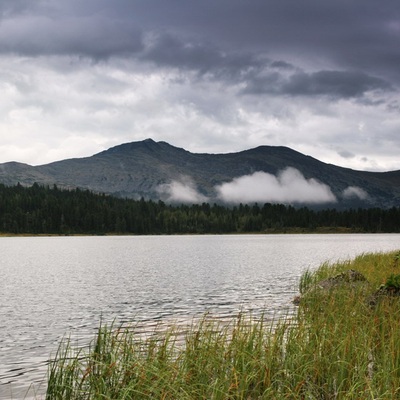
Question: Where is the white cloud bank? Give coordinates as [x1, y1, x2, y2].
[342, 186, 369, 200]
[157, 177, 208, 204]
[215, 168, 337, 204]
[157, 170, 370, 206]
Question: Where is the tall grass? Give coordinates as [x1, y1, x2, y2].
[46, 250, 400, 399]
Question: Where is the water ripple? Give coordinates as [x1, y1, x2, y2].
[1, 234, 399, 399]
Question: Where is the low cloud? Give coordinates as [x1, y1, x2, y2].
[242, 70, 391, 99]
[215, 168, 337, 204]
[282, 70, 391, 99]
[342, 186, 369, 200]
[338, 149, 355, 159]
[157, 177, 208, 204]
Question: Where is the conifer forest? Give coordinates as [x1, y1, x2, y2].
[0, 183, 399, 235]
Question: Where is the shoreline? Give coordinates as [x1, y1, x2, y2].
[0, 227, 383, 237]
[44, 250, 400, 399]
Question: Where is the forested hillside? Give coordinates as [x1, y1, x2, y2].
[1, 139, 400, 208]
[0, 183, 399, 234]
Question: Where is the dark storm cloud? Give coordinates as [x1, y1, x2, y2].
[0, 0, 398, 80]
[142, 33, 267, 80]
[0, 0, 33, 16]
[270, 61, 295, 70]
[284, 71, 391, 98]
[142, 34, 392, 100]
[122, 0, 400, 84]
[0, 14, 143, 59]
[0, 0, 397, 104]
[244, 70, 391, 99]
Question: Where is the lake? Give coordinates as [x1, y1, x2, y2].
[1, 234, 400, 399]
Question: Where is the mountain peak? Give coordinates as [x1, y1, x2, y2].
[98, 139, 192, 160]
[99, 138, 161, 155]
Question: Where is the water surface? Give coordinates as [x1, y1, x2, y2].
[1, 234, 399, 399]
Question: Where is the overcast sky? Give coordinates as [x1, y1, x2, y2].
[0, 0, 399, 171]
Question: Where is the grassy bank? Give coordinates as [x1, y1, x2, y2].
[46, 251, 400, 399]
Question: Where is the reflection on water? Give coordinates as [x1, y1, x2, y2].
[1, 234, 399, 399]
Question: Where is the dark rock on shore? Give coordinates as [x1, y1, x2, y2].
[294, 267, 400, 308]
[315, 269, 367, 290]
[368, 285, 400, 307]
[293, 269, 368, 305]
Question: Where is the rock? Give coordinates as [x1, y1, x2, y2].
[368, 285, 400, 307]
[315, 269, 367, 290]
[293, 269, 368, 305]
[292, 295, 301, 305]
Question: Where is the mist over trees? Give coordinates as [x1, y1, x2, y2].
[0, 183, 399, 235]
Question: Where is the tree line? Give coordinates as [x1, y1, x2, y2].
[0, 183, 399, 234]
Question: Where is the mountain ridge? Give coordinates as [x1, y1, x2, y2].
[0, 139, 399, 208]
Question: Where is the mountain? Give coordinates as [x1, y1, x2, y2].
[0, 138, 399, 208]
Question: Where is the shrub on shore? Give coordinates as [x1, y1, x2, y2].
[46, 251, 400, 399]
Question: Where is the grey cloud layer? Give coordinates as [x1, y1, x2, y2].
[0, 0, 400, 68]
[1, 1, 399, 75]
[0, 1, 397, 89]
[0, 0, 396, 104]
[242, 70, 391, 99]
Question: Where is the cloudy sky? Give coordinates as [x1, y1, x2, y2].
[0, 0, 399, 171]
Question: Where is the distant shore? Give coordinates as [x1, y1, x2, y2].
[0, 226, 371, 237]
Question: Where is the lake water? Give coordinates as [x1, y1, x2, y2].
[1, 234, 400, 399]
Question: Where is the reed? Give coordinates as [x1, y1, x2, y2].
[46, 250, 400, 399]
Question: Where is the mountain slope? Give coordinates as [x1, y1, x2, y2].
[0, 139, 399, 208]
